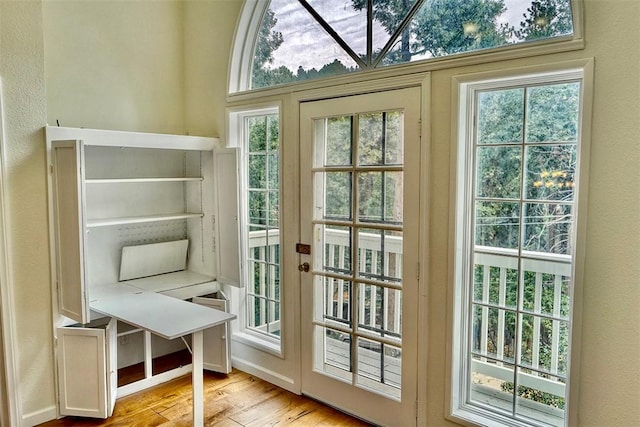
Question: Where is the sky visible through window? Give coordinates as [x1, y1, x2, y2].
[267, 0, 533, 71]
[251, 0, 574, 89]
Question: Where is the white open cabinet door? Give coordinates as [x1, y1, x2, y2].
[52, 140, 89, 323]
[213, 148, 241, 287]
[106, 318, 117, 416]
[57, 317, 116, 418]
[193, 292, 231, 373]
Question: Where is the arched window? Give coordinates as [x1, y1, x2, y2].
[229, 0, 578, 92]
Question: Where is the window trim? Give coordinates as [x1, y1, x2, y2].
[447, 58, 593, 427]
[228, 0, 585, 97]
[227, 102, 284, 357]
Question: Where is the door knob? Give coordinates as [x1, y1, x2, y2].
[298, 262, 310, 273]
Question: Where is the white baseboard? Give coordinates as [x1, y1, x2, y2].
[231, 357, 298, 394]
[22, 405, 57, 427]
[117, 364, 192, 398]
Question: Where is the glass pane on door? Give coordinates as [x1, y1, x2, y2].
[311, 110, 405, 400]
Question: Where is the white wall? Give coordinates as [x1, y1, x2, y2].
[43, 0, 186, 134]
[569, 2, 640, 423]
[0, 1, 52, 423]
[184, 0, 243, 139]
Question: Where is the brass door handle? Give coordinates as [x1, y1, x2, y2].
[298, 262, 310, 273]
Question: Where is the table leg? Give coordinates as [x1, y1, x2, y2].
[144, 331, 152, 379]
[192, 329, 204, 426]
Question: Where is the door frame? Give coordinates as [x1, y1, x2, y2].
[287, 73, 431, 424]
[0, 78, 20, 427]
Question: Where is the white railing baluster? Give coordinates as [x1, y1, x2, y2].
[270, 245, 276, 323]
[481, 265, 490, 361]
[327, 243, 335, 317]
[551, 274, 562, 375]
[339, 243, 348, 322]
[359, 247, 367, 326]
[248, 259, 256, 327]
[383, 286, 389, 332]
[383, 247, 389, 279]
[372, 248, 379, 277]
[359, 281, 367, 326]
[371, 248, 379, 329]
[497, 266, 506, 365]
[260, 247, 267, 325]
[395, 289, 401, 335]
[533, 272, 542, 373]
[327, 276, 335, 318]
[370, 283, 377, 328]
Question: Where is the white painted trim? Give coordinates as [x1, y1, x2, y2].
[226, 102, 285, 357]
[565, 57, 594, 427]
[447, 58, 594, 427]
[232, 332, 282, 358]
[0, 79, 22, 427]
[230, 39, 584, 103]
[117, 365, 193, 397]
[227, 0, 267, 94]
[45, 126, 218, 151]
[416, 73, 432, 426]
[21, 405, 57, 427]
[231, 356, 297, 394]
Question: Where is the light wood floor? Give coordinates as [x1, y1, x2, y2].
[38, 369, 373, 426]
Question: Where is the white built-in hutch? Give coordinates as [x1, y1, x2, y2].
[46, 126, 241, 424]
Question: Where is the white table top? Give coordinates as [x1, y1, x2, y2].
[122, 270, 214, 293]
[90, 290, 236, 340]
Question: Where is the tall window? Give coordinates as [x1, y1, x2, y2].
[241, 109, 282, 347]
[452, 69, 586, 427]
[250, 0, 575, 89]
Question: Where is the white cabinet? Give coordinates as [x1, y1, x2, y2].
[57, 317, 117, 419]
[47, 126, 240, 418]
[193, 292, 231, 373]
[49, 131, 225, 324]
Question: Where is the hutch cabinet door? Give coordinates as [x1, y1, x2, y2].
[193, 293, 231, 373]
[214, 148, 241, 287]
[106, 317, 118, 416]
[52, 140, 89, 323]
[57, 318, 116, 419]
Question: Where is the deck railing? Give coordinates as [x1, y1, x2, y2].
[321, 228, 403, 338]
[472, 246, 571, 424]
[248, 230, 570, 417]
[247, 229, 281, 335]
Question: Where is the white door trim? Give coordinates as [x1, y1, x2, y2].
[298, 86, 424, 426]
[0, 78, 22, 426]
[288, 73, 431, 425]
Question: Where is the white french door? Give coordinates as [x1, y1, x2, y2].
[299, 88, 421, 426]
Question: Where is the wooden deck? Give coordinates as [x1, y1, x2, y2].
[325, 335, 401, 391]
[37, 368, 372, 427]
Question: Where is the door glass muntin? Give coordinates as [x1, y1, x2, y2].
[311, 108, 405, 399]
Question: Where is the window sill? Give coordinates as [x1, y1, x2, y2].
[450, 399, 565, 427]
[232, 330, 283, 359]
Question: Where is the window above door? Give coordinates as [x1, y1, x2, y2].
[229, 0, 583, 93]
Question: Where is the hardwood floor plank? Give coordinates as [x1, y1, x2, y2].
[113, 376, 193, 419]
[229, 390, 311, 426]
[37, 369, 372, 427]
[37, 408, 169, 427]
[157, 371, 279, 422]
